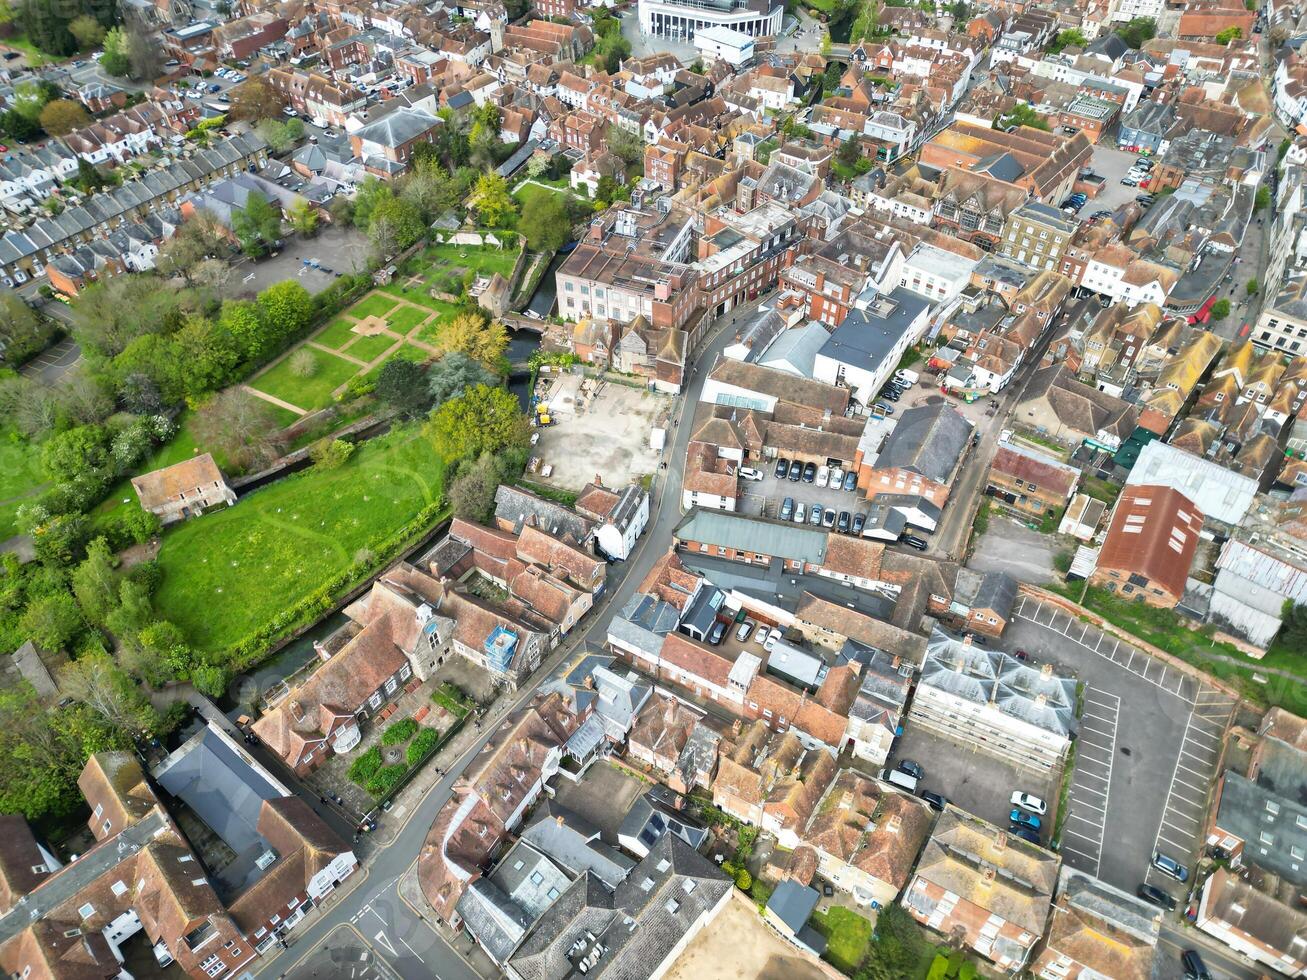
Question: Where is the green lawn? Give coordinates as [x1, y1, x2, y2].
[1056, 584, 1307, 708]
[251, 349, 361, 411]
[153, 427, 446, 653]
[386, 304, 431, 333]
[366, 344, 431, 381]
[423, 241, 520, 281]
[314, 317, 363, 351]
[342, 332, 400, 363]
[0, 439, 48, 539]
[812, 908, 873, 974]
[512, 181, 572, 210]
[350, 293, 400, 320]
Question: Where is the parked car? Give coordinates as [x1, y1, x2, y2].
[1181, 950, 1211, 980]
[1009, 825, 1041, 845]
[822, 508, 836, 529]
[1137, 884, 1176, 912]
[1120, 174, 1139, 186]
[920, 791, 947, 811]
[896, 759, 925, 780]
[794, 502, 806, 523]
[837, 511, 851, 533]
[881, 388, 900, 401]
[1010, 792, 1047, 815]
[873, 402, 895, 415]
[789, 462, 802, 482]
[763, 628, 780, 652]
[903, 534, 929, 551]
[708, 620, 727, 644]
[851, 512, 866, 534]
[810, 504, 823, 526]
[802, 461, 816, 483]
[830, 466, 844, 487]
[780, 497, 795, 520]
[775, 457, 790, 479]
[739, 466, 763, 481]
[1152, 852, 1189, 882]
[843, 471, 857, 492]
[815, 465, 830, 488]
[736, 619, 756, 642]
[1009, 809, 1041, 831]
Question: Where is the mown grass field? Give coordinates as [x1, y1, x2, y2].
[153, 427, 445, 653]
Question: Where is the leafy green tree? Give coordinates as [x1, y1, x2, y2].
[20, 592, 83, 651]
[1114, 17, 1157, 48]
[470, 173, 516, 228]
[99, 27, 130, 76]
[855, 905, 928, 980]
[449, 451, 506, 522]
[71, 537, 118, 626]
[1247, 278, 1259, 295]
[309, 438, 355, 469]
[219, 299, 267, 361]
[38, 98, 88, 136]
[40, 424, 110, 482]
[67, 13, 104, 48]
[59, 652, 159, 736]
[518, 190, 570, 252]
[427, 351, 494, 404]
[1281, 601, 1307, 651]
[256, 280, 313, 344]
[439, 311, 509, 367]
[368, 195, 426, 253]
[231, 192, 282, 257]
[1255, 186, 1272, 210]
[426, 383, 527, 461]
[1, 108, 40, 141]
[106, 579, 154, 639]
[605, 124, 643, 167]
[1215, 25, 1242, 44]
[74, 155, 107, 192]
[375, 358, 430, 417]
[1210, 298, 1231, 321]
[1048, 28, 1087, 53]
[255, 117, 294, 151]
[173, 314, 242, 398]
[353, 176, 391, 230]
[287, 197, 319, 236]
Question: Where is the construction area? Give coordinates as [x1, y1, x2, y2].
[526, 371, 672, 491]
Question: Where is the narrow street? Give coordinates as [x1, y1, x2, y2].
[253, 301, 754, 980]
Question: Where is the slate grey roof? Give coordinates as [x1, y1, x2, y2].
[674, 508, 828, 565]
[617, 790, 710, 857]
[766, 880, 822, 939]
[520, 802, 635, 890]
[1215, 738, 1307, 889]
[492, 840, 572, 918]
[953, 568, 1018, 618]
[354, 106, 439, 148]
[149, 722, 290, 895]
[495, 484, 595, 544]
[817, 288, 930, 380]
[456, 877, 532, 964]
[507, 834, 731, 980]
[874, 404, 973, 483]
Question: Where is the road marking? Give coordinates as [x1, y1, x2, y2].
[373, 931, 397, 957]
[1062, 827, 1103, 846]
[398, 936, 425, 962]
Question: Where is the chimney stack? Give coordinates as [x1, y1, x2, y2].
[1040, 662, 1054, 679]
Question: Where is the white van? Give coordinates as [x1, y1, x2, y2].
[881, 768, 918, 793]
[895, 369, 920, 386]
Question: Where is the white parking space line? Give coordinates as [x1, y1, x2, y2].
[1060, 690, 1119, 878]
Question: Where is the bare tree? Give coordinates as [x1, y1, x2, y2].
[59, 653, 157, 736]
[192, 388, 283, 473]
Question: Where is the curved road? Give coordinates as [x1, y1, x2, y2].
[256, 304, 747, 980]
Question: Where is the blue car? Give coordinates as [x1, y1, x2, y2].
[1010, 809, 1041, 831]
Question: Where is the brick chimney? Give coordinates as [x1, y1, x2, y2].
[1041, 662, 1054, 679]
[994, 831, 1007, 852]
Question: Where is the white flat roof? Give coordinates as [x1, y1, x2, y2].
[695, 25, 754, 46]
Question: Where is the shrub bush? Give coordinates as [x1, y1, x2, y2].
[927, 954, 949, 980]
[382, 718, 418, 745]
[366, 764, 407, 797]
[348, 746, 383, 785]
[407, 727, 440, 766]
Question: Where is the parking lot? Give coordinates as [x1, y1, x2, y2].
[1086, 143, 1153, 214]
[227, 227, 371, 299]
[19, 337, 80, 384]
[1006, 596, 1238, 898]
[740, 461, 865, 526]
[887, 728, 1059, 844]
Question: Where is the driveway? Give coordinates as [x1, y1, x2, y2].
[1087, 143, 1150, 214]
[968, 516, 1057, 585]
[1005, 596, 1237, 900]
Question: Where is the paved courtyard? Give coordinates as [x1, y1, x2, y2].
[228, 226, 371, 299]
[530, 374, 672, 490]
[969, 516, 1058, 585]
[663, 892, 829, 980]
[549, 761, 649, 844]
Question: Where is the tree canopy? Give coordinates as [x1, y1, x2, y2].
[426, 383, 527, 461]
